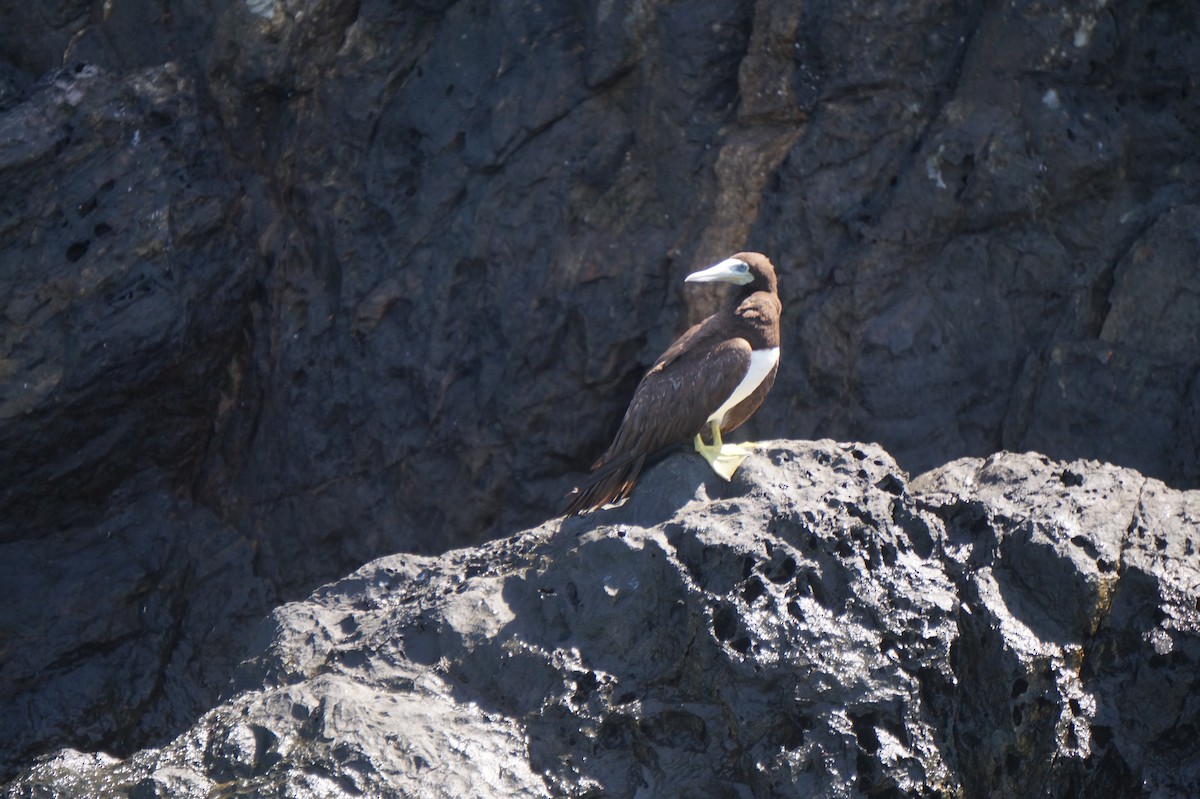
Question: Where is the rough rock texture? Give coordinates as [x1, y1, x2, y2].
[8, 442, 1199, 798]
[3, 0, 1200, 781]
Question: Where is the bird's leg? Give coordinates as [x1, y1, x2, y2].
[693, 420, 754, 481]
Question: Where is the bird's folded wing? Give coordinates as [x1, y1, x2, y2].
[597, 338, 752, 469]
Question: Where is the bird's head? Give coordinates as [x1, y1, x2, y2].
[685, 252, 777, 294]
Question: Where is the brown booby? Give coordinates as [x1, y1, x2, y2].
[565, 252, 781, 515]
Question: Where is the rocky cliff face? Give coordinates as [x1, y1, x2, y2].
[8, 442, 1200, 798]
[2, 0, 1199, 784]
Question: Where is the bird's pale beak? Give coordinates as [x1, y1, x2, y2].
[685, 257, 752, 285]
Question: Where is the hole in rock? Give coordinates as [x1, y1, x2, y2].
[66, 240, 89, 262]
[765, 554, 797, 583]
[1059, 470, 1084, 487]
[712, 604, 738, 641]
[572, 670, 598, 703]
[849, 712, 880, 754]
[741, 576, 765, 604]
[875, 473, 905, 495]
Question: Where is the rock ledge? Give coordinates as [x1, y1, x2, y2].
[8, 441, 1199, 798]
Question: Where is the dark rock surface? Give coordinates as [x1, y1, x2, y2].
[8, 441, 1199, 798]
[2, 0, 1200, 782]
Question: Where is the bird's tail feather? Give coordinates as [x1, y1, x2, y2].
[563, 453, 647, 516]
[563, 442, 687, 517]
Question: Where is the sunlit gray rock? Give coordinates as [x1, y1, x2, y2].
[9, 442, 1198, 797]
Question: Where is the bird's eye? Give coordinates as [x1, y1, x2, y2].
[735, 262, 749, 272]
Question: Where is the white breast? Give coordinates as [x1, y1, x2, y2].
[707, 347, 780, 426]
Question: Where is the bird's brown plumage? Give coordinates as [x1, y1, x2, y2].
[565, 252, 781, 515]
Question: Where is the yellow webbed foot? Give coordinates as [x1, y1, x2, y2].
[707, 443, 754, 480]
[694, 427, 756, 481]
